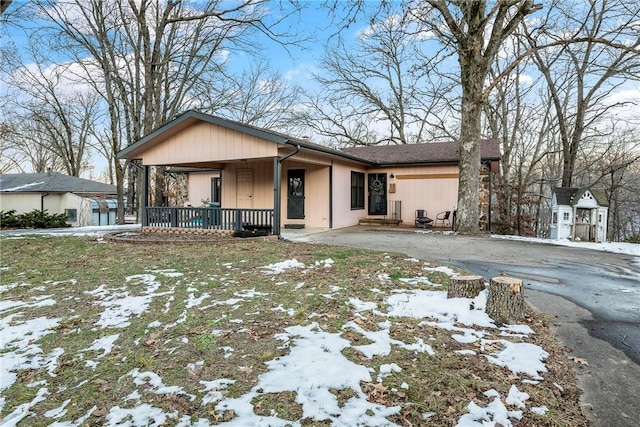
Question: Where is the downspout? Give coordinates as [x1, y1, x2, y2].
[41, 192, 49, 212]
[486, 161, 492, 233]
[274, 144, 300, 239]
[329, 161, 333, 229]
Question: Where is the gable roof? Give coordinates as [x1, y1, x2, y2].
[117, 110, 371, 165]
[341, 139, 501, 165]
[0, 173, 117, 194]
[117, 110, 501, 166]
[553, 187, 609, 207]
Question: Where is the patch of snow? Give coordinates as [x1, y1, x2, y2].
[259, 259, 305, 274]
[399, 276, 442, 287]
[82, 334, 120, 359]
[530, 405, 549, 415]
[386, 290, 494, 328]
[505, 385, 529, 408]
[200, 379, 236, 405]
[44, 398, 71, 419]
[492, 234, 640, 256]
[456, 394, 523, 427]
[127, 368, 196, 401]
[348, 297, 378, 312]
[484, 341, 549, 380]
[377, 363, 401, 382]
[105, 403, 177, 426]
[214, 322, 401, 426]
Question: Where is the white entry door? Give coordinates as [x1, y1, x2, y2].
[236, 169, 254, 208]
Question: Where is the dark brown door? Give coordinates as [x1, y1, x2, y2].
[287, 169, 305, 219]
[368, 173, 387, 215]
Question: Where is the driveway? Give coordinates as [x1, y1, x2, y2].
[286, 227, 640, 427]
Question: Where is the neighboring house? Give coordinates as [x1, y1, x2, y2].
[117, 110, 501, 235]
[0, 172, 120, 227]
[550, 187, 609, 242]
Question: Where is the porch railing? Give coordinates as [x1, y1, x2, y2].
[145, 207, 274, 233]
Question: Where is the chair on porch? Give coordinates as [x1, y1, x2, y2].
[435, 211, 451, 229]
[415, 209, 433, 228]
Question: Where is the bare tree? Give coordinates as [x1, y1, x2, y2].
[301, 12, 452, 146]
[3, 41, 101, 177]
[27, 0, 301, 221]
[574, 126, 640, 240]
[409, 0, 541, 234]
[206, 62, 302, 133]
[524, 0, 640, 187]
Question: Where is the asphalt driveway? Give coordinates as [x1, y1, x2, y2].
[287, 226, 640, 427]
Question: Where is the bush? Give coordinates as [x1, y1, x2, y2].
[0, 209, 71, 229]
[0, 210, 22, 228]
[624, 235, 640, 244]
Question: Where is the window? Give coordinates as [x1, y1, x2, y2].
[563, 212, 570, 221]
[211, 177, 221, 205]
[552, 212, 558, 225]
[65, 209, 77, 222]
[351, 171, 365, 210]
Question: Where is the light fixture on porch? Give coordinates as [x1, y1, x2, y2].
[390, 173, 395, 179]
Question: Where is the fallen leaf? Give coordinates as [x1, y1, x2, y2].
[92, 407, 108, 417]
[570, 356, 589, 365]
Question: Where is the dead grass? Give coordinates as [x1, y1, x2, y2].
[0, 235, 590, 426]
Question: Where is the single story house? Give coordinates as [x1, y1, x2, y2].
[550, 187, 609, 242]
[117, 110, 501, 236]
[0, 172, 120, 227]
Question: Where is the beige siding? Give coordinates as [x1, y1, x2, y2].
[379, 165, 459, 225]
[0, 192, 89, 226]
[1, 193, 44, 214]
[187, 172, 219, 206]
[330, 164, 459, 227]
[282, 161, 330, 229]
[331, 161, 368, 229]
[221, 161, 274, 209]
[142, 121, 278, 166]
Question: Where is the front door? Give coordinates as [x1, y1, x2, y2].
[287, 169, 305, 219]
[236, 169, 253, 208]
[368, 173, 387, 215]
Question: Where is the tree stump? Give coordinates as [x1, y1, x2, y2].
[485, 277, 525, 324]
[447, 275, 485, 299]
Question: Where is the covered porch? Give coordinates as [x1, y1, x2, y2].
[118, 111, 343, 237]
[144, 205, 274, 235]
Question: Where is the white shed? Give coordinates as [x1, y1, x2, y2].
[550, 187, 609, 242]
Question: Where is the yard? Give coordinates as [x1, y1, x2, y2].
[0, 235, 587, 426]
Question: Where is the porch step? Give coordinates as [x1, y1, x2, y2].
[358, 218, 403, 226]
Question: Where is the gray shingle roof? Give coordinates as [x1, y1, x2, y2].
[341, 139, 501, 165]
[553, 187, 609, 207]
[0, 173, 117, 194]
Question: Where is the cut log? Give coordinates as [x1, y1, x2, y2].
[447, 275, 485, 299]
[485, 277, 525, 325]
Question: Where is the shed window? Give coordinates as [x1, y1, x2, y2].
[552, 212, 557, 225]
[563, 212, 570, 221]
[351, 171, 365, 210]
[65, 209, 77, 222]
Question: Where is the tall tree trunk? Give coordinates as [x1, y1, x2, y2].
[456, 63, 483, 235]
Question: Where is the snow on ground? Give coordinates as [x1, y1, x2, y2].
[1, 257, 554, 426]
[491, 234, 639, 257]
